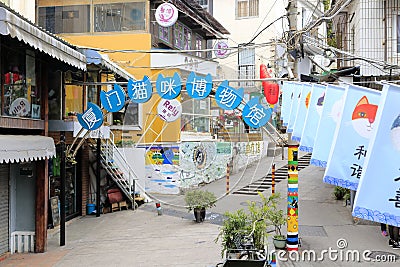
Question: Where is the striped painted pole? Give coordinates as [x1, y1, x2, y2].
[271, 163, 276, 195]
[287, 144, 299, 251]
[226, 163, 230, 195]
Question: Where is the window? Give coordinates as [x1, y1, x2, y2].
[397, 15, 400, 53]
[197, 0, 209, 10]
[65, 85, 83, 115]
[159, 26, 172, 44]
[38, 1, 146, 33]
[181, 91, 210, 133]
[236, 0, 259, 19]
[38, 5, 90, 34]
[195, 35, 204, 57]
[2, 47, 40, 119]
[94, 2, 146, 32]
[238, 45, 255, 87]
[112, 102, 139, 127]
[86, 72, 99, 105]
[174, 22, 192, 50]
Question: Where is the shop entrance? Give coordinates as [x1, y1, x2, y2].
[10, 162, 36, 233]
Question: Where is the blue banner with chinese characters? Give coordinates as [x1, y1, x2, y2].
[77, 102, 103, 131]
[128, 76, 152, 103]
[287, 83, 302, 133]
[310, 85, 346, 167]
[292, 83, 312, 142]
[281, 82, 294, 126]
[299, 84, 326, 152]
[156, 73, 181, 99]
[242, 97, 272, 128]
[100, 84, 125, 112]
[353, 83, 400, 226]
[323, 85, 380, 190]
[215, 80, 244, 110]
[186, 72, 213, 99]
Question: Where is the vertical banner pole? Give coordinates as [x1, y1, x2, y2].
[226, 163, 230, 195]
[272, 163, 275, 195]
[287, 144, 299, 251]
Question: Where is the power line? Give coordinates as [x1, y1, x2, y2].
[249, 0, 279, 40]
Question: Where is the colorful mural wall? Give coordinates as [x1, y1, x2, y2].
[143, 141, 267, 194]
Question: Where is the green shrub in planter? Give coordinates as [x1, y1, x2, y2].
[184, 190, 217, 222]
[216, 193, 278, 257]
[184, 190, 217, 211]
[333, 186, 350, 200]
[215, 209, 251, 257]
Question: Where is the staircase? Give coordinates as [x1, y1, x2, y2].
[88, 134, 139, 208]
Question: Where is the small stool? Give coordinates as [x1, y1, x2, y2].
[119, 200, 128, 210]
[111, 202, 119, 212]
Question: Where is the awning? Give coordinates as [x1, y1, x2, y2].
[0, 135, 56, 163]
[83, 49, 135, 81]
[0, 7, 86, 70]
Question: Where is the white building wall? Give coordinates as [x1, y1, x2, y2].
[359, 0, 386, 76]
[349, 0, 392, 76]
[211, 0, 286, 83]
[6, 0, 36, 22]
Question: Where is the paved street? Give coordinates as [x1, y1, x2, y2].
[1, 150, 400, 266]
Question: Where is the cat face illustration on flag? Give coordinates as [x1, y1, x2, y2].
[391, 114, 400, 151]
[351, 96, 378, 139]
[330, 95, 345, 124]
[315, 92, 324, 116]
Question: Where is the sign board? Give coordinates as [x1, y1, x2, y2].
[155, 3, 178, 27]
[10, 98, 30, 116]
[157, 99, 182, 122]
[73, 122, 110, 139]
[214, 41, 230, 59]
[50, 196, 60, 227]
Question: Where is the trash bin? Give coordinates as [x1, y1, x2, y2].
[87, 203, 96, 215]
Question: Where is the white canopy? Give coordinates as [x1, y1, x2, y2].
[0, 135, 56, 163]
[0, 7, 86, 70]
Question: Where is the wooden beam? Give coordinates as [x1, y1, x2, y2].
[35, 159, 48, 253]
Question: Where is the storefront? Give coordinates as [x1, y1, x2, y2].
[0, 164, 9, 255]
[0, 136, 56, 254]
[0, 2, 87, 254]
[48, 146, 82, 224]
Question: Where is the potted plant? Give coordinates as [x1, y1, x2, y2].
[215, 209, 251, 258]
[333, 186, 349, 200]
[265, 193, 287, 249]
[184, 190, 217, 223]
[216, 193, 271, 258]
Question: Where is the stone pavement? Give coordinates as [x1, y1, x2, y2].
[1, 150, 400, 266]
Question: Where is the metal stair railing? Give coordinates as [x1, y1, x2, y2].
[102, 138, 135, 205]
[90, 132, 141, 208]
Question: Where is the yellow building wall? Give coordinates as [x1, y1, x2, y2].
[61, 34, 181, 144]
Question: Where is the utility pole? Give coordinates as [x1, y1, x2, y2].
[286, 0, 299, 252]
[287, 0, 298, 79]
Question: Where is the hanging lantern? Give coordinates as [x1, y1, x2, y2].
[260, 64, 270, 79]
[260, 64, 279, 104]
[264, 83, 280, 105]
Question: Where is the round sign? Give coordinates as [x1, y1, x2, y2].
[10, 98, 30, 116]
[213, 41, 230, 59]
[157, 99, 182, 122]
[155, 3, 178, 27]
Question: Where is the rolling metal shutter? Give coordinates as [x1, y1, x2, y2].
[0, 164, 9, 255]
